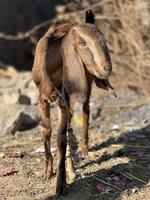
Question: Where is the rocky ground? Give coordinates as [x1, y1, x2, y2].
[0, 67, 150, 200]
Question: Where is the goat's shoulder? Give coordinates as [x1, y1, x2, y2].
[34, 23, 75, 56]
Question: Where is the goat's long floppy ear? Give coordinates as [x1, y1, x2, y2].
[61, 33, 88, 102]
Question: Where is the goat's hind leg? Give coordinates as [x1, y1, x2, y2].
[56, 100, 68, 196]
[38, 95, 53, 179]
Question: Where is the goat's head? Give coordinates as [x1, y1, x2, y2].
[74, 24, 112, 79]
[61, 23, 112, 102]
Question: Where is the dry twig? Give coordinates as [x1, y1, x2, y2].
[95, 176, 120, 190]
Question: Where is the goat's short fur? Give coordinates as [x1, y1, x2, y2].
[32, 10, 116, 197]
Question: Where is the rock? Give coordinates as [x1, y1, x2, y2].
[91, 107, 102, 120]
[111, 124, 120, 131]
[28, 80, 36, 89]
[26, 91, 37, 105]
[3, 92, 31, 105]
[0, 77, 16, 89]
[122, 104, 150, 125]
[5, 111, 25, 135]
[0, 104, 40, 135]
[18, 94, 31, 105]
[3, 92, 20, 104]
[55, 5, 65, 14]
[17, 73, 32, 89]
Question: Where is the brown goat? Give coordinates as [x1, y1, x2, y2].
[32, 10, 116, 197]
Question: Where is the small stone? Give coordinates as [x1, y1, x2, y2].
[0, 104, 40, 135]
[114, 149, 125, 157]
[112, 124, 120, 131]
[130, 186, 139, 194]
[55, 5, 65, 14]
[91, 107, 101, 120]
[28, 80, 36, 89]
[112, 175, 120, 181]
[5, 111, 25, 135]
[18, 94, 31, 105]
[16, 72, 32, 89]
[3, 92, 31, 105]
[26, 91, 37, 105]
[3, 93, 19, 104]
[34, 171, 41, 176]
[0, 152, 5, 158]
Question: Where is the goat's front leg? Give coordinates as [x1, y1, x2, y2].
[79, 100, 90, 156]
[79, 81, 92, 157]
[56, 101, 68, 196]
[38, 95, 53, 179]
[66, 108, 76, 183]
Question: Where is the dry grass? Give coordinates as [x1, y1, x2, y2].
[55, 0, 150, 98]
[0, 0, 149, 98]
[95, 0, 150, 97]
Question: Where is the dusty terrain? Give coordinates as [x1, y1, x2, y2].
[0, 0, 150, 199]
[0, 69, 150, 200]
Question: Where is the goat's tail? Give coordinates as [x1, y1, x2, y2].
[85, 10, 95, 24]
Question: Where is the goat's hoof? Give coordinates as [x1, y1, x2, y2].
[68, 171, 76, 183]
[44, 171, 54, 180]
[56, 182, 68, 197]
[78, 147, 88, 158]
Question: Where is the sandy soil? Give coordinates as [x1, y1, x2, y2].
[0, 80, 150, 200]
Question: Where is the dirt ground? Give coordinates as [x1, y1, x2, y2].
[0, 0, 150, 199]
[0, 78, 150, 200]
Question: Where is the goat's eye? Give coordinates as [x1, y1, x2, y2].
[78, 39, 86, 46]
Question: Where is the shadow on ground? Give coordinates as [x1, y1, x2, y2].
[45, 124, 150, 200]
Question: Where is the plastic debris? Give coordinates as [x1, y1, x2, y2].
[105, 186, 113, 193]
[33, 147, 57, 154]
[0, 152, 5, 158]
[105, 174, 120, 182]
[112, 124, 120, 131]
[0, 168, 18, 177]
[97, 183, 113, 194]
[88, 151, 99, 158]
[6, 151, 24, 158]
[0, 150, 25, 158]
[34, 146, 44, 153]
[130, 186, 139, 194]
[75, 115, 83, 127]
[97, 183, 105, 193]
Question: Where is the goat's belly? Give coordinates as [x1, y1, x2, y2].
[48, 68, 62, 87]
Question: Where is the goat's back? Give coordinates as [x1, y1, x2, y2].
[32, 23, 74, 99]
